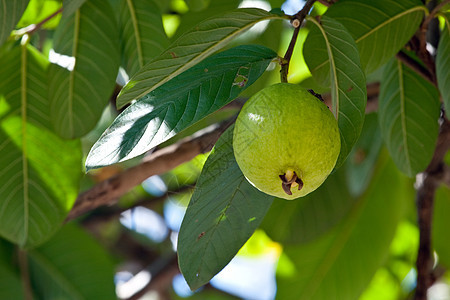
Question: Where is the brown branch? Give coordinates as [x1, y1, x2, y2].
[396, 51, 434, 85]
[414, 118, 450, 300]
[18, 250, 33, 300]
[66, 122, 232, 221]
[280, 0, 317, 82]
[422, 0, 450, 32]
[14, 8, 63, 36]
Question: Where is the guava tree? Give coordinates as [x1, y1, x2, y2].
[0, 0, 449, 299]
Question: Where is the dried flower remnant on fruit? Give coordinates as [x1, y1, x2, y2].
[279, 170, 303, 195]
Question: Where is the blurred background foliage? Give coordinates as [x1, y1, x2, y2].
[0, 0, 449, 299]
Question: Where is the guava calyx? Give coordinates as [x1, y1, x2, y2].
[279, 170, 303, 195]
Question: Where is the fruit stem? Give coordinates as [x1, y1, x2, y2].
[279, 171, 304, 195]
[280, 0, 317, 83]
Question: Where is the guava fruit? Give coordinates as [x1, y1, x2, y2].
[233, 83, 340, 200]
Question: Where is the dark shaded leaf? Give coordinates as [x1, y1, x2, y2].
[261, 167, 355, 245]
[48, 0, 120, 138]
[178, 126, 274, 290]
[304, 15, 366, 167]
[345, 113, 383, 196]
[436, 12, 450, 119]
[309, 0, 425, 76]
[432, 186, 450, 269]
[28, 224, 116, 299]
[117, 0, 169, 76]
[0, 0, 29, 47]
[276, 155, 406, 300]
[378, 58, 440, 177]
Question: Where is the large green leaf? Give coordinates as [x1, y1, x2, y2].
[432, 186, 450, 269]
[28, 224, 116, 299]
[261, 167, 356, 245]
[276, 155, 406, 300]
[172, 0, 241, 40]
[118, 0, 169, 76]
[0, 43, 82, 248]
[178, 126, 274, 291]
[61, 0, 86, 17]
[0, 241, 24, 299]
[48, 0, 120, 139]
[86, 45, 276, 170]
[116, 8, 285, 109]
[0, 0, 29, 47]
[309, 0, 425, 77]
[304, 16, 366, 167]
[436, 12, 450, 119]
[378, 58, 440, 177]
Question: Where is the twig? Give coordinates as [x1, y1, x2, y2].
[80, 185, 194, 224]
[18, 250, 33, 300]
[422, 0, 450, 33]
[280, 0, 317, 82]
[14, 8, 63, 36]
[414, 118, 450, 300]
[66, 121, 233, 221]
[396, 51, 434, 85]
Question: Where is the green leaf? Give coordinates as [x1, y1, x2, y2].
[0, 241, 24, 299]
[0, 43, 82, 248]
[172, 0, 241, 40]
[178, 126, 274, 290]
[48, 0, 120, 139]
[436, 12, 450, 119]
[86, 45, 276, 170]
[62, 0, 86, 17]
[378, 58, 440, 177]
[28, 224, 116, 299]
[0, 0, 29, 47]
[0, 262, 24, 299]
[261, 167, 356, 245]
[305, 15, 367, 167]
[116, 7, 285, 109]
[432, 186, 450, 269]
[118, 0, 169, 76]
[276, 155, 406, 300]
[313, 0, 425, 75]
[345, 113, 383, 196]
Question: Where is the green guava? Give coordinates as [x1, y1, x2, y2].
[233, 83, 340, 200]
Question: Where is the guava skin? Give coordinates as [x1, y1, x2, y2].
[233, 83, 340, 200]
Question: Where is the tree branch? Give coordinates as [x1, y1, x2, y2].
[280, 0, 317, 82]
[396, 51, 434, 85]
[14, 8, 62, 36]
[66, 121, 232, 221]
[414, 118, 450, 300]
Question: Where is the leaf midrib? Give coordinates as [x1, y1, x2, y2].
[126, 0, 143, 68]
[397, 60, 412, 175]
[193, 172, 245, 287]
[307, 16, 339, 119]
[118, 11, 283, 107]
[68, 9, 81, 137]
[355, 6, 426, 44]
[20, 40, 29, 247]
